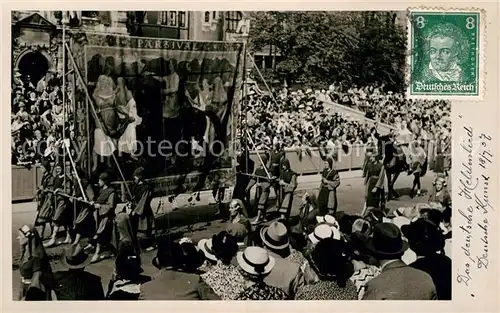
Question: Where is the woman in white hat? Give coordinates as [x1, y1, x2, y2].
[235, 246, 289, 300]
[198, 231, 247, 300]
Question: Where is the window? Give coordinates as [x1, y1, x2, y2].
[158, 11, 168, 25]
[204, 11, 210, 23]
[81, 11, 99, 19]
[179, 11, 186, 27]
[225, 11, 242, 32]
[169, 12, 177, 26]
[212, 11, 218, 20]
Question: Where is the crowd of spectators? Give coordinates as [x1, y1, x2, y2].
[242, 84, 451, 153]
[11, 70, 74, 166]
[18, 198, 451, 300]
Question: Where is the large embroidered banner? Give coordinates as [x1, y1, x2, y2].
[82, 32, 244, 196]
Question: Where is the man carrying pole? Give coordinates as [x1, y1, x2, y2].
[44, 162, 74, 247]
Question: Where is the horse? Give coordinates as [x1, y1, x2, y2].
[378, 135, 408, 200]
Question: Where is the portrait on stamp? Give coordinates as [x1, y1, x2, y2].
[409, 12, 480, 96]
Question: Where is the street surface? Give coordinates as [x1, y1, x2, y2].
[11, 170, 438, 300]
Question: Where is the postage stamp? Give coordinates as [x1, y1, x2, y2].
[407, 9, 485, 99]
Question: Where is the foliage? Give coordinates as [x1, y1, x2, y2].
[247, 11, 407, 92]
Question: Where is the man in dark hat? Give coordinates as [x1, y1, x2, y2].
[401, 219, 451, 300]
[85, 172, 116, 263]
[53, 244, 105, 300]
[362, 223, 437, 300]
[128, 167, 156, 251]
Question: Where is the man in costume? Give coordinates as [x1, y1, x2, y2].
[35, 159, 55, 239]
[246, 154, 272, 225]
[269, 142, 285, 206]
[44, 163, 73, 247]
[362, 153, 386, 215]
[129, 167, 156, 251]
[317, 157, 340, 216]
[278, 158, 297, 220]
[232, 149, 255, 211]
[71, 168, 96, 246]
[85, 172, 117, 263]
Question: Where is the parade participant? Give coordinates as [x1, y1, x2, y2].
[44, 163, 73, 247]
[246, 154, 272, 225]
[35, 159, 55, 239]
[232, 149, 255, 210]
[278, 158, 297, 220]
[129, 167, 156, 251]
[433, 128, 451, 177]
[112, 212, 141, 257]
[17, 225, 55, 301]
[363, 153, 385, 213]
[409, 139, 427, 198]
[71, 168, 96, 246]
[428, 175, 451, 210]
[269, 142, 285, 205]
[317, 157, 340, 216]
[86, 172, 117, 263]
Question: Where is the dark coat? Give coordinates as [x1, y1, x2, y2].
[53, 270, 105, 300]
[362, 260, 437, 300]
[410, 254, 452, 300]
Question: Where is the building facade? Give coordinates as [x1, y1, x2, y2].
[12, 10, 248, 82]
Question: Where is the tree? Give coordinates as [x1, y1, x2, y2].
[247, 11, 407, 92]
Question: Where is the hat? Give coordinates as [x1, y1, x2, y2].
[315, 215, 339, 230]
[60, 244, 91, 269]
[351, 218, 372, 236]
[391, 216, 411, 230]
[308, 224, 340, 244]
[212, 231, 239, 260]
[260, 222, 289, 250]
[401, 218, 445, 255]
[14, 72, 22, 78]
[133, 167, 145, 179]
[226, 222, 249, 243]
[305, 88, 313, 94]
[366, 223, 408, 258]
[98, 172, 111, 184]
[394, 206, 419, 220]
[237, 246, 275, 276]
[197, 238, 217, 262]
[308, 238, 352, 279]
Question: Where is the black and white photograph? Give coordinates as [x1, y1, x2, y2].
[11, 10, 453, 301]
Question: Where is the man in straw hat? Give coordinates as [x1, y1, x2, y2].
[53, 245, 104, 300]
[362, 223, 437, 300]
[260, 222, 305, 298]
[235, 246, 289, 300]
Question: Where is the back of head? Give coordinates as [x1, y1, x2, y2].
[212, 231, 238, 264]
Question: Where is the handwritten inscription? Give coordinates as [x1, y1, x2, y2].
[456, 126, 494, 294]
